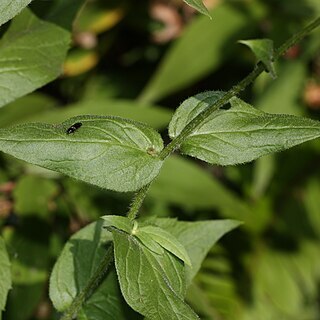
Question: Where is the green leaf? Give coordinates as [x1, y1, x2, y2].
[112, 228, 199, 320]
[153, 218, 240, 286]
[0, 9, 70, 108]
[101, 215, 133, 234]
[183, 0, 211, 18]
[168, 90, 225, 139]
[49, 221, 131, 319]
[139, 225, 192, 266]
[176, 97, 320, 166]
[0, 115, 164, 192]
[239, 38, 276, 78]
[139, 4, 252, 103]
[0, 237, 11, 314]
[0, 0, 32, 26]
[134, 230, 164, 255]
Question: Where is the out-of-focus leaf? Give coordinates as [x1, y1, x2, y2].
[75, 4, 125, 33]
[3, 226, 49, 286]
[63, 49, 99, 77]
[0, 0, 31, 26]
[17, 99, 172, 130]
[148, 156, 259, 230]
[0, 9, 70, 108]
[303, 179, 320, 238]
[139, 4, 252, 103]
[4, 284, 44, 320]
[13, 175, 58, 218]
[173, 97, 320, 166]
[49, 221, 132, 319]
[46, 0, 87, 30]
[255, 61, 306, 115]
[0, 115, 164, 192]
[112, 228, 199, 319]
[0, 237, 11, 316]
[0, 93, 57, 128]
[183, 0, 210, 18]
[239, 39, 276, 78]
[139, 225, 192, 266]
[153, 218, 240, 286]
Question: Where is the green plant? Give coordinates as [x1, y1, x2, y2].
[1, 1, 320, 320]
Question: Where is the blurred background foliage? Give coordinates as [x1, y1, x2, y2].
[1, 0, 320, 319]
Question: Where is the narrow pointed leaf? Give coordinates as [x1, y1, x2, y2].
[140, 225, 192, 266]
[0, 115, 164, 192]
[183, 0, 210, 18]
[0, 9, 70, 108]
[176, 97, 320, 166]
[0, 0, 32, 26]
[0, 237, 11, 315]
[112, 229, 199, 320]
[239, 38, 276, 78]
[134, 230, 164, 255]
[153, 218, 241, 286]
[102, 215, 133, 234]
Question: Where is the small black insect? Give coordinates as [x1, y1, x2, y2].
[66, 122, 82, 134]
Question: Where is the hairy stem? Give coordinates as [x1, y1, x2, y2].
[61, 244, 114, 320]
[128, 15, 320, 218]
[60, 16, 320, 319]
[127, 183, 151, 221]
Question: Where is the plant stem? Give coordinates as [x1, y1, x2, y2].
[275, 16, 320, 59]
[127, 183, 151, 220]
[129, 15, 320, 217]
[61, 244, 114, 320]
[60, 16, 320, 319]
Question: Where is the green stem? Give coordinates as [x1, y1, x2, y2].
[60, 16, 320, 320]
[127, 183, 151, 221]
[61, 244, 114, 320]
[128, 15, 320, 217]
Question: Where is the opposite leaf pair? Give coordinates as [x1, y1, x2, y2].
[1, 92, 320, 193]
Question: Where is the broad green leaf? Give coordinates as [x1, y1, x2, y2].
[153, 218, 240, 286]
[176, 97, 320, 166]
[139, 225, 192, 266]
[16, 99, 172, 130]
[183, 0, 210, 18]
[112, 228, 199, 320]
[0, 9, 70, 108]
[0, 237, 11, 315]
[49, 221, 132, 319]
[239, 39, 276, 78]
[102, 215, 133, 234]
[0, 0, 32, 26]
[139, 4, 252, 103]
[0, 115, 164, 192]
[169, 90, 225, 139]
